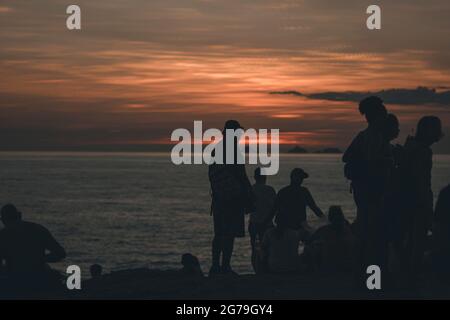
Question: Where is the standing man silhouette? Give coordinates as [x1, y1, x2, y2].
[399, 116, 443, 285]
[208, 120, 254, 276]
[342, 96, 389, 286]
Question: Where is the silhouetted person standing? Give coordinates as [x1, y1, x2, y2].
[432, 185, 450, 283]
[399, 116, 443, 284]
[342, 96, 389, 285]
[249, 167, 276, 272]
[343, 96, 388, 231]
[0, 204, 66, 294]
[379, 113, 402, 273]
[208, 120, 254, 276]
[268, 168, 324, 241]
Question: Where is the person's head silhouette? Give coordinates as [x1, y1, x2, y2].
[223, 120, 243, 132]
[90, 264, 103, 279]
[182, 253, 199, 267]
[416, 116, 443, 146]
[290, 168, 309, 186]
[221, 120, 244, 160]
[1, 204, 22, 227]
[181, 253, 202, 276]
[359, 96, 387, 127]
[384, 113, 400, 142]
[254, 167, 266, 184]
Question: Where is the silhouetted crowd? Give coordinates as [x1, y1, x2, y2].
[208, 98, 449, 292]
[0, 97, 449, 297]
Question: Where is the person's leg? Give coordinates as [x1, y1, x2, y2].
[210, 205, 224, 275]
[257, 223, 268, 243]
[249, 223, 257, 249]
[410, 215, 428, 282]
[210, 236, 222, 275]
[221, 236, 235, 273]
[249, 223, 258, 273]
[352, 186, 371, 290]
[212, 236, 222, 266]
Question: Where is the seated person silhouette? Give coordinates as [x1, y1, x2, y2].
[90, 264, 103, 280]
[0, 204, 66, 293]
[260, 223, 303, 274]
[83, 264, 104, 292]
[267, 168, 325, 242]
[180, 253, 204, 277]
[303, 206, 356, 273]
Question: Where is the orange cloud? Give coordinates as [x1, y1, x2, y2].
[0, 6, 13, 13]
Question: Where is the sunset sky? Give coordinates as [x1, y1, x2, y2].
[1, 0, 450, 152]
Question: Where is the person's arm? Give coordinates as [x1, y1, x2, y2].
[305, 189, 324, 218]
[268, 187, 277, 222]
[367, 131, 388, 179]
[231, 163, 250, 187]
[342, 132, 362, 163]
[42, 228, 66, 263]
[306, 226, 326, 245]
[260, 232, 271, 260]
[234, 164, 255, 212]
[264, 191, 279, 225]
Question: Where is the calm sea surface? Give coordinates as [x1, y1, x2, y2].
[1, 152, 449, 275]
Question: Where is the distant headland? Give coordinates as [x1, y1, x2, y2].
[287, 146, 342, 154]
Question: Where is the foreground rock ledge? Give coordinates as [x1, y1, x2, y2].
[61, 268, 450, 300]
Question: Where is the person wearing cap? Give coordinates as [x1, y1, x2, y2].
[0, 204, 66, 294]
[208, 120, 254, 276]
[266, 168, 324, 242]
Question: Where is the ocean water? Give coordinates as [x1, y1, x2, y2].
[1, 152, 449, 276]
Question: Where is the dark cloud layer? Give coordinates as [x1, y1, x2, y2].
[271, 87, 450, 106]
